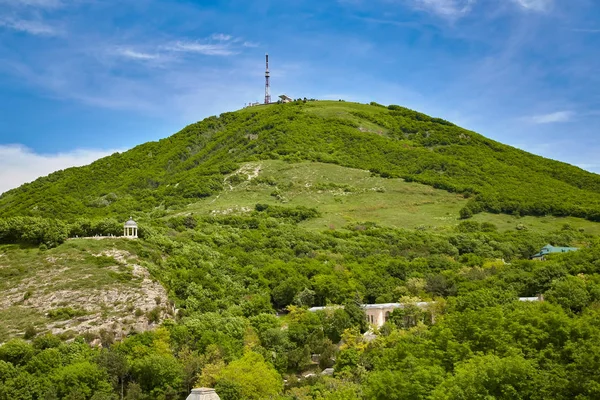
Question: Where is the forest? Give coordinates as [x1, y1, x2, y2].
[2, 208, 600, 399]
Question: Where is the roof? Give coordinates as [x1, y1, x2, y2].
[518, 297, 540, 302]
[279, 94, 292, 101]
[124, 218, 137, 227]
[532, 244, 578, 258]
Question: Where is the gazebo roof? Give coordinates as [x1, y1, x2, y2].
[124, 218, 137, 227]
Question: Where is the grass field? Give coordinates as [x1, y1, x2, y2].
[177, 160, 600, 235]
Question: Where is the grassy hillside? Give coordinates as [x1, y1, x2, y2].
[177, 160, 600, 235]
[1, 100, 600, 222]
[0, 239, 169, 343]
[4, 100, 600, 400]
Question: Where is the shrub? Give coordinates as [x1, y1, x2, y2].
[23, 325, 37, 340]
[459, 207, 473, 220]
[147, 307, 161, 324]
[47, 307, 86, 321]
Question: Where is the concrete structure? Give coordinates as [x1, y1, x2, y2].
[123, 217, 138, 238]
[279, 94, 293, 103]
[519, 295, 544, 302]
[186, 388, 220, 400]
[310, 297, 544, 328]
[532, 244, 578, 260]
[364, 302, 431, 327]
[309, 302, 430, 328]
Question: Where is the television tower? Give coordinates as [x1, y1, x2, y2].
[264, 53, 271, 104]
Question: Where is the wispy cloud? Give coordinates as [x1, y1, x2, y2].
[352, 16, 421, 28]
[0, 17, 59, 35]
[165, 41, 236, 56]
[114, 48, 160, 61]
[110, 33, 251, 64]
[0, 144, 121, 194]
[526, 111, 574, 124]
[410, 0, 476, 18]
[511, 0, 552, 12]
[211, 33, 232, 41]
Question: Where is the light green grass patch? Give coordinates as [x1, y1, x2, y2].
[176, 160, 600, 235]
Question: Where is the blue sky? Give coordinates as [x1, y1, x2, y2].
[1, 0, 599, 193]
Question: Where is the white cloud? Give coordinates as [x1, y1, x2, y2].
[511, 0, 552, 12]
[0, 145, 121, 195]
[211, 33, 232, 41]
[115, 48, 160, 61]
[527, 111, 574, 124]
[0, 18, 58, 35]
[411, 0, 476, 18]
[165, 41, 236, 56]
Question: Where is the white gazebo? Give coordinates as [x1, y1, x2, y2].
[123, 217, 138, 238]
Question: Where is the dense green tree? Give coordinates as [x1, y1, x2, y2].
[431, 354, 538, 400]
[214, 351, 283, 400]
[546, 275, 591, 313]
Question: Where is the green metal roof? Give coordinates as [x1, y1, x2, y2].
[532, 244, 579, 259]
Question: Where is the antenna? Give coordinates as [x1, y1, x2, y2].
[264, 53, 271, 104]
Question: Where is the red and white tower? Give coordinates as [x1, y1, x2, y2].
[264, 54, 271, 104]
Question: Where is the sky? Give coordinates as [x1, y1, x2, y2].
[0, 0, 599, 193]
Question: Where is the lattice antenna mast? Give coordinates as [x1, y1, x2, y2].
[264, 53, 271, 104]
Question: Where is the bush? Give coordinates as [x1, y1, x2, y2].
[47, 307, 86, 321]
[23, 325, 37, 340]
[147, 307, 161, 324]
[459, 207, 473, 220]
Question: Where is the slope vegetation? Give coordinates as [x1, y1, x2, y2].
[179, 160, 600, 234]
[1, 101, 599, 222]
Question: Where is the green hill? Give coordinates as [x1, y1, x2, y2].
[1, 100, 599, 222]
[4, 100, 600, 400]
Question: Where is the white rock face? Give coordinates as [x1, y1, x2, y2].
[186, 388, 220, 400]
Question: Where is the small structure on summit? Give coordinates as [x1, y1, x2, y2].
[123, 217, 138, 238]
[245, 55, 294, 107]
[279, 94, 293, 103]
[531, 244, 578, 260]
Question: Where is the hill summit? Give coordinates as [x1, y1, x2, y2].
[1, 100, 599, 221]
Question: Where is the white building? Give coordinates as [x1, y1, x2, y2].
[309, 302, 430, 328]
[310, 297, 542, 328]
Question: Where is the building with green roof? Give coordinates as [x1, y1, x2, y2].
[531, 244, 579, 260]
